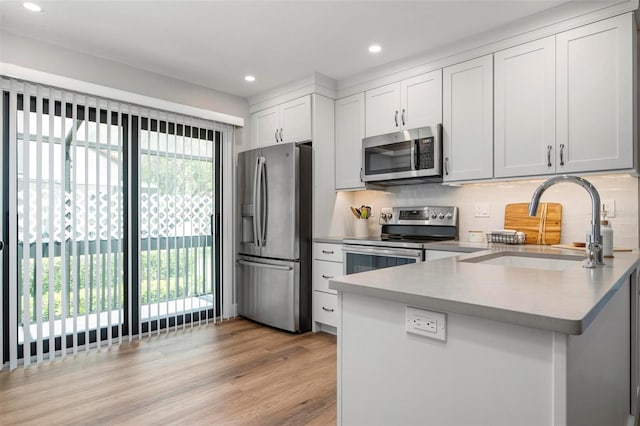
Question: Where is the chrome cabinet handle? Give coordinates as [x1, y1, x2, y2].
[559, 144, 565, 166]
[444, 157, 449, 175]
[279, 128, 283, 142]
[322, 250, 334, 254]
[321, 274, 334, 279]
[394, 110, 399, 127]
[547, 145, 552, 167]
[401, 109, 406, 126]
[322, 307, 335, 312]
[275, 129, 279, 143]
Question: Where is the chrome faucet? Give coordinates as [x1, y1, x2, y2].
[529, 175, 604, 268]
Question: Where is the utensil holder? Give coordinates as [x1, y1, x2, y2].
[355, 218, 369, 238]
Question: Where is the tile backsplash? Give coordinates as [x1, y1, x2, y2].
[349, 174, 639, 249]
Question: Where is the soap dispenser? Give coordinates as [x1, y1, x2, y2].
[600, 208, 614, 257]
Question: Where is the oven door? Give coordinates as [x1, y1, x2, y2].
[342, 245, 424, 275]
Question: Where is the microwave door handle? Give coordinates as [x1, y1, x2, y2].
[410, 140, 417, 171]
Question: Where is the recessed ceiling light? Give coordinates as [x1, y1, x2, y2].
[23, 2, 42, 12]
[368, 44, 382, 54]
[245, 75, 256, 82]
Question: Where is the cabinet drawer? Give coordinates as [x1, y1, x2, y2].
[313, 291, 338, 328]
[313, 260, 343, 294]
[314, 242, 343, 262]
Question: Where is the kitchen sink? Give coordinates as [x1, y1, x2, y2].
[461, 252, 587, 271]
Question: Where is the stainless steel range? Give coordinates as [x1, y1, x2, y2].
[342, 206, 458, 275]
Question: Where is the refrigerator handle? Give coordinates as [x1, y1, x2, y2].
[252, 155, 261, 247]
[260, 157, 267, 245]
[237, 259, 293, 271]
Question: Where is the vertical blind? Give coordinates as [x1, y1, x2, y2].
[1, 77, 230, 370]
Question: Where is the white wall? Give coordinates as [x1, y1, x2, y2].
[351, 174, 640, 249]
[0, 30, 250, 147]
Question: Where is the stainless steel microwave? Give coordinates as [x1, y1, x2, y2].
[362, 125, 442, 185]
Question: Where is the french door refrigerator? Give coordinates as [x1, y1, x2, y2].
[236, 142, 312, 332]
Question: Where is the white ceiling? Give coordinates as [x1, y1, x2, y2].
[1, 1, 581, 99]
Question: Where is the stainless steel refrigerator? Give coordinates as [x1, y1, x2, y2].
[236, 142, 312, 332]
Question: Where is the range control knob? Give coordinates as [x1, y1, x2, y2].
[446, 212, 453, 219]
[381, 213, 388, 220]
[431, 213, 437, 219]
[387, 213, 393, 220]
[438, 213, 445, 219]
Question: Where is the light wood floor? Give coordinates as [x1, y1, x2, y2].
[0, 319, 337, 425]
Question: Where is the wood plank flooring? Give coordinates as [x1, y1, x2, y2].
[0, 319, 337, 425]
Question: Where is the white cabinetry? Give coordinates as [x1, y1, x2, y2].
[494, 36, 556, 178]
[335, 93, 365, 190]
[443, 55, 494, 182]
[555, 14, 634, 174]
[365, 70, 442, 137]
[250, 95, 311, 148]
[495, 14, 634, 178]
[312, 242, 342, 333]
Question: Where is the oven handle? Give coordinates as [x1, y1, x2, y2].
[342, 246, 423, 259]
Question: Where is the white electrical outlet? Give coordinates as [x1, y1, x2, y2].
[406, 306, 447, 341]
[474, 203, 490, 218]
[602, 199, 615, 218]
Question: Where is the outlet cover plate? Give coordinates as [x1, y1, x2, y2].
[602, 199, 615, 218]
[474, 202, 490, 217]
[406, 306, 447, 341]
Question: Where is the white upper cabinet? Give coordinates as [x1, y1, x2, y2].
[365, 83, 401, 137]
[251, 95, 312, 148]
[251, 105, 280, 149]
[280, 96, 312, 144]
[443, 55, 494, 182]
[335, 93, 366, 190]
[494, 36, 556, 178]
[365, 70, 442, 137]
[556, 14, 633, 174]
[401, 71, 443, 130]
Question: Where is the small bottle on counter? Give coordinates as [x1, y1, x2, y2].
[601, 219, 613, 257]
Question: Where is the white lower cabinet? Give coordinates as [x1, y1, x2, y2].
[312, 242, 342, 333]
[313, 290, 338, 328]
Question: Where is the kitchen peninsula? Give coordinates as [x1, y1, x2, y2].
[330, 246, 640, 426]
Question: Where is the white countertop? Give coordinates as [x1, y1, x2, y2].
[329, 245, 640, 335]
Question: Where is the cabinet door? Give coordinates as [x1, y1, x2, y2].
[556, 14, 633, 173]
[401, 70, 442, 129]
[443, 55, 494, 182]
[251, 105, 280, 148]
[365, 82, 401, 137]
[280, 95, 311, 144]
[335, 93, 366, 190]
[494, 36, 556, 178]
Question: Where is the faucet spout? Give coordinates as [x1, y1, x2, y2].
[528, 175, 603, 267]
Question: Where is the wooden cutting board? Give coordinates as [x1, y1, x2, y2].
[504, 202, 562, 245]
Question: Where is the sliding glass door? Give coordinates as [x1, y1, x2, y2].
[138, 117, 219, 334]
[8, 87, 125, 365]
[1, 79, 223, 369]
